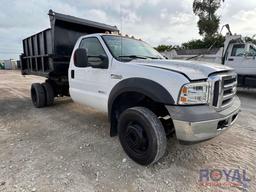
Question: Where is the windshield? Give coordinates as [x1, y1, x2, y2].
[102, 35, 164, 61]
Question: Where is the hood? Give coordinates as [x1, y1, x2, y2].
[130, 59, 233, 80]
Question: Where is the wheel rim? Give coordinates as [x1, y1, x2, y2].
[124, 122, 149, 155]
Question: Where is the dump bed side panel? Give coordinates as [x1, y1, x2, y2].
[21, 10, 118, 78]
[21, 29, 53, 77]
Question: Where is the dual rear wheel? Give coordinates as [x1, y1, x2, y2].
[31, 82, 54, 108]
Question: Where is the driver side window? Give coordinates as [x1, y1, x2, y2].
[79, 37, 108, 68]
[231, 44, 245, 57]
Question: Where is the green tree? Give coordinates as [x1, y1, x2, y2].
[154, 45, 174, 52]
[193, 0, 224, 38]
[245, 37, 256, 45]
[182, 35, 225, 49]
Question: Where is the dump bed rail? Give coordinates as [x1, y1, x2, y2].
[20, 10, 118, 78]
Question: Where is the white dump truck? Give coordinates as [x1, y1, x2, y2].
[21, 11, 240, 165]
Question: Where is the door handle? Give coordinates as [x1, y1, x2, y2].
[71, 70, 75, 79]
[228, 58, 234, 61]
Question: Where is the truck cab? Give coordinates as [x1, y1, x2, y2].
[68, 33, 240, 165]
[225, 41, 256, 85]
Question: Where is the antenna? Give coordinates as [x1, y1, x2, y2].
[120, 4, 123, 58]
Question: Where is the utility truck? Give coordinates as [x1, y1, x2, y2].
[21, 11, 240, 165]
[163, 27, 256, 88]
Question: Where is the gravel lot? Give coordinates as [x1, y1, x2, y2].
[0, 70, 255, 192]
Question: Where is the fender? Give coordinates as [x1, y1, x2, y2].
[108, 78, 175, 136]
[108, 78, 175, 114]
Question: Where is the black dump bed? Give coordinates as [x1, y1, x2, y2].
[20, 10, 118, 77]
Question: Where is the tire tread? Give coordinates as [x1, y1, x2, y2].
[118, 106, 167, 165]
[42, 82, 54, 106]
[31, 83, 46, 108]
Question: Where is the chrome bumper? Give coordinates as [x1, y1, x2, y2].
[166, 96, 241, 143]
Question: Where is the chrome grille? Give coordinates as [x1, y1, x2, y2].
[208, 72, 237, 110]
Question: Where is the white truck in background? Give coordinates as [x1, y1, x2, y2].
[163, 32, 256, 88]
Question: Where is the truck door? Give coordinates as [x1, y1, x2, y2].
[225, 44, 245, 74]
[225, 44, 256, 75]
[241, 44, 256, 75]
[69, 37, 110, 112]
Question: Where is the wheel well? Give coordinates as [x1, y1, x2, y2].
[110, 92, 174, 137]
[47, 75, 69, 97]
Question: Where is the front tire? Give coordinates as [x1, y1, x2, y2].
[118, 107, 167, 165]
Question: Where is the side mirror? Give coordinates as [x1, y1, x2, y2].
[244, 52, 255, 59]
[74, 48, 88, 67]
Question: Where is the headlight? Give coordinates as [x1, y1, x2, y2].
[178, 82, 210, 105]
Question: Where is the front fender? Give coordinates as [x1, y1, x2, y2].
[108, 77, 175, 116]
[107, 78, 175, 136]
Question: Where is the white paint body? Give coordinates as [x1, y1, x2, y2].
[224, 43, 256, 75]
[68, 34, 232, 113]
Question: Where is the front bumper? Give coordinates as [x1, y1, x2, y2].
[166, 96, 241, 143]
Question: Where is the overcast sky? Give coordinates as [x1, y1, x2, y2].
[0, 0, 256, 60]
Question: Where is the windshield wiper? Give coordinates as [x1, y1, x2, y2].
[118, 55, 163, 60]
[118, 55, 147, 60]
[144, 56, 162, 59]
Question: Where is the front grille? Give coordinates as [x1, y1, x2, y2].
[209, 72, 237, 110]
[221, 75, 237, 108]
[212, 81, 219, 106]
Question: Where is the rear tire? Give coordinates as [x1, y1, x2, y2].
[31, 83, 46, 108]
[42, 82, 54, 106]
[118, 107, 167, 165]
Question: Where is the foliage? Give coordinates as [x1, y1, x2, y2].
[0, 63, 4, 69]
[181, 35, 225, 49]
[156, 0, 228, 52]
[193, 0, 224, 38]
[244, 37, 256, 45]
[156, 35, 225, 52]
[154, 45, 178, 52]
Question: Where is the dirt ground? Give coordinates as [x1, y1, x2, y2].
[0, 70, 255, 192]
